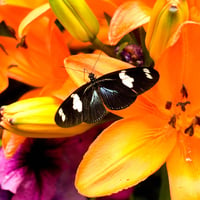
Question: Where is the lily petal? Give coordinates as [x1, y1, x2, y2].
[18, 3, 51, 38]
[109, 1, 152, 45]
[64, 53, 134, 86]
[176, 22, 200, 111]
[2, 130, 25, 158]
[75, 115, 176, 197]
[167, 136, 200, 200]
[151, 22, 200, 114]
[0, 0, 48, 9]
[0, 96, 95, 138]
[0, 49, 9, 92]
[188, 0, 200, 21]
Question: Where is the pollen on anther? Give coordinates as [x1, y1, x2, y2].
[168, 115, 176, 128]
[165, 101, 172, 110]
[181, 85, 188, 98]
[184, 124, 194, 136]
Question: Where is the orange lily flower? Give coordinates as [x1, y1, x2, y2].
[1, 0, 129, 49]
[0, 94, 96, 158]
[1, 53, 134, 158]
[0, 0, 129, 158]
[0, 3, 87, 158]
[0, 3, 69, 93]
[75, 22, 200, 199]
[109, 0, 200, 60]
[0, 0, 47, 9]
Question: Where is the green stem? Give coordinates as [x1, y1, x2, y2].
[129, 193, 134, 200]
[91, 37, 116, 58]
[139, 27, 154, 67]
[159, 164, 171, 200]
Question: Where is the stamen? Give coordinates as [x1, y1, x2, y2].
[181, 85, 188, 98]
[184, 124, 194, 136]
[168, 115, 176, 128]
[176, 101, 190, 112]
[16, 35, 28, 49]
[184, 139, 193, 163]
[178, 134, 193, 163]
[194, 116, 200, 126]
[165, 101, 172, 110]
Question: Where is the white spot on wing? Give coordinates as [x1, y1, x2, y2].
[119, 70, 134, 88]
[71, 93, 83, 112]
[58, 108, 66, 122]
[143, 68, 153, 79]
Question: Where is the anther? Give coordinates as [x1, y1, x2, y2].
[184, 124, 194, 136]
[168, 115, 176, 128]
[181, 85, 188, 98]
[176, 101, 190, 112]
[16, 35, 28, 49]
[165, 101, 172, 110]
[194, 116, 200, 126]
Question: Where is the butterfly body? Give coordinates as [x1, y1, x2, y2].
[55, 67, 159, 127]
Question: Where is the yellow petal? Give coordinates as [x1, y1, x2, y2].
[75, 115, 176, 197]
[1, 97, 58, 113]
[0, 97, 94, 138]
[0, 0, 48, 8]
[167, 135, 200, 199]
[1, 122, 95, 138]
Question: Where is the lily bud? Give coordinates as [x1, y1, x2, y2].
[49, 0, 99, 42]
[145, 0, 189, 60]
[0, 97, 94, 138]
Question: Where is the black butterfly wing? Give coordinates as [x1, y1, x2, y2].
[98, 81, 137, 110]
[124, 67, 159, 94]
[82, 87, 107, 123]
[55, 67, 159, 127]
[55, 83, 88, 127]
[97, 67, 159, 110]
[55, 82, 107, 127]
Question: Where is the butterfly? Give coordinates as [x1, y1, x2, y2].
[55, 67, 159, 127]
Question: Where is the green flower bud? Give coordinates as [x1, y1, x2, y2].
[146, 0, 189, 60]
[49, 0, 99, 42]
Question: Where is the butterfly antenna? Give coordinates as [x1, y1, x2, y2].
[61, 65, 89, 74]
[91, 51, 103, 73]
